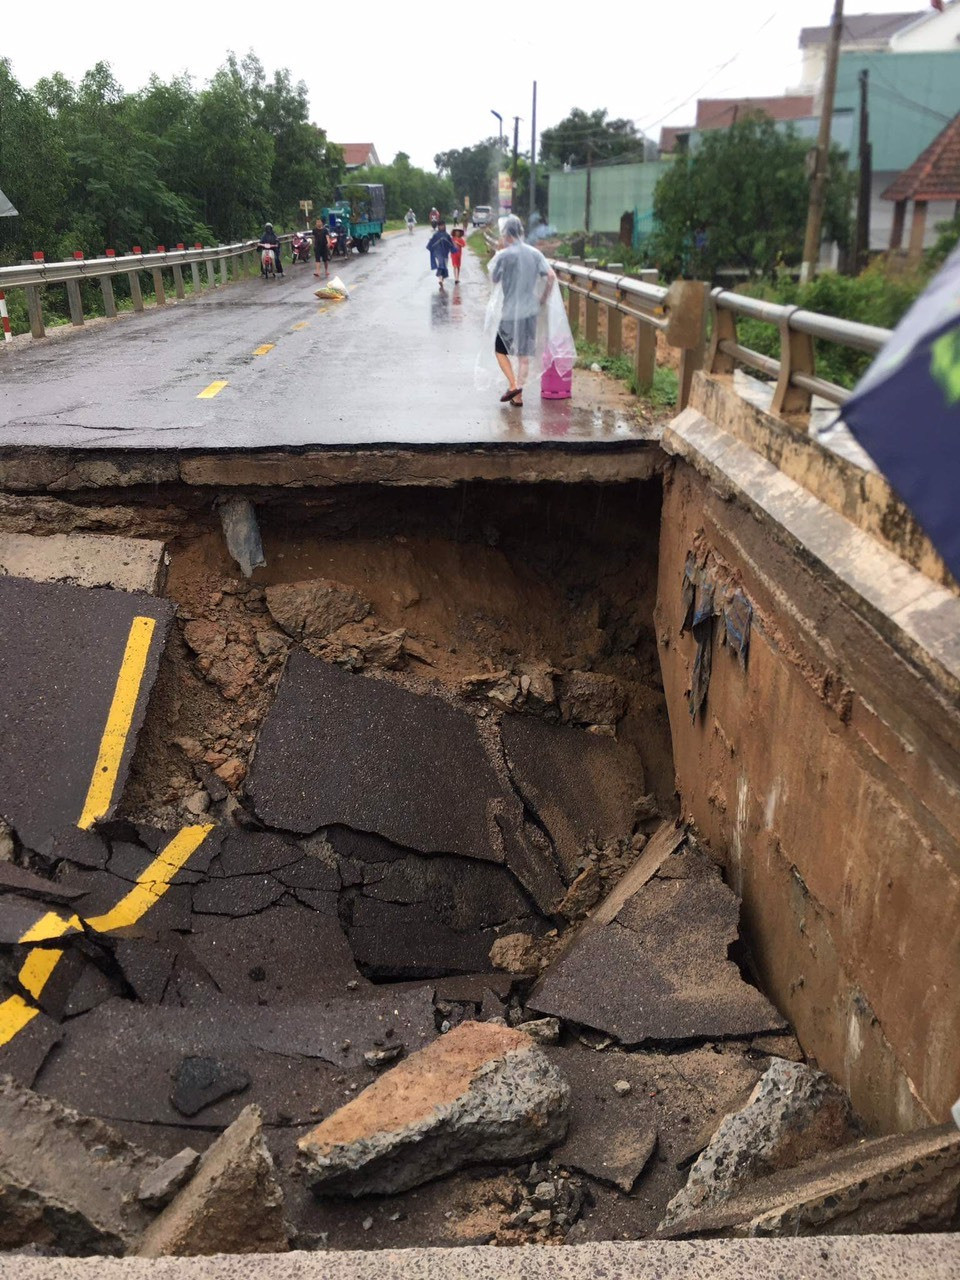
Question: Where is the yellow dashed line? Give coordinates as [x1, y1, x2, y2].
[0, 996, 40, 1046]
[78, 616, 157, 831]
[197, 380, 228, 399]
[290, 321, 309, 331]
[85, 824, 214, 934]
[18, 947, 65, 999]
[0, 824, 214, 1047]
[18, 911, 81, 945]
[253, 343, 275, 356]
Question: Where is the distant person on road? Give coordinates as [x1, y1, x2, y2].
[450, 226, 466, 285]
[488, 214, 555, 406]
[313, 217, 329, 278]
[405, 208, 417, 234]
[427, 221, 455, 291]
[258, 223, 284, 278]
[429, 206, 439, 230]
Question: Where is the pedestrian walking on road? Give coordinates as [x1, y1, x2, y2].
[450, 226, 466, 285]
[313, 217, 330, 278]
[488, 214, 555, 406]
[405, 208, 417, 234]
[427, 221, 455, 291]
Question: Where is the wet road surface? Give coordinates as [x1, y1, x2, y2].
[0, 233, 646, 451]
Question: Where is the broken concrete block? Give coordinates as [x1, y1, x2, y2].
[265, 579, 370, 640]
[0, 1075, 158, 1254]
[661, 1058, 860, 1229]
[216, 496, 266, 578]
[297, 1021, 570, 1196]
[521, 1017, 561, 1045]
[0, 530, 167, 594]
[138, 1147, 201, 1210]
[358, 628, 407, 669]
[138, 1104, 289, 1256]
[557, 864, 603, 920]
[658, 1123, 960, 1238]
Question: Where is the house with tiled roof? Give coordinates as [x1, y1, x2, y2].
[695, 96, 815, 131]
[883, 110, 960, 257]
[337, 143, 381, 171]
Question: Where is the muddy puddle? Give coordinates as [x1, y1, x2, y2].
[2, 479, 952, 1257]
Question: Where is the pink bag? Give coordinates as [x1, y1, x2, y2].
[541, 349, 573, 399]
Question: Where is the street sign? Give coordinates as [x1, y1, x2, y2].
[497, 173, 512, 212]
[299, 200, 314, 214]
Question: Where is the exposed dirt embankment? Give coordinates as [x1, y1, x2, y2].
[108, 481, 673, 828]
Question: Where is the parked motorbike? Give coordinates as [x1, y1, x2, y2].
[291, 231, 312, 264]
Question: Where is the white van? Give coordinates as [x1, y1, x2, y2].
[472, 206, 492, 227]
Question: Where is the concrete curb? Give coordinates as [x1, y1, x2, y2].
[4, 1238, 960, 1280]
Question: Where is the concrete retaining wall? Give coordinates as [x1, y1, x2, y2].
[656, 377, 960, 1133]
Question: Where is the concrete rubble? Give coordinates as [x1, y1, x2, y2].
[0, 1075, 159, 1255]
[297, 1022, 571, 1196]
[0, 530, 167, 594]
[138, 1105, 289, 1256]
[661, 1057, 861, 1229]
[658, 1123, 960, 1238]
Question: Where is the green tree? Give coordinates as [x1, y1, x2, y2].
[256, 67, 342, 225]
[434, 138, 503, 209]
[362, 155, 454, 221]
[652, 116, 853, 279]
[0, 59, 68, 261]
[539, 108, 644, 169]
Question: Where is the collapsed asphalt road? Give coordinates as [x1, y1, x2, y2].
[4, 481, 953, 1256]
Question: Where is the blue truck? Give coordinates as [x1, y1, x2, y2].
[321, 183, 386, 255]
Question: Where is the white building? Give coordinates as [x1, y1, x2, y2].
[796, 5, 960, 95]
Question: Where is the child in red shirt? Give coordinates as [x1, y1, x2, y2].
[450, 227, 466, 284]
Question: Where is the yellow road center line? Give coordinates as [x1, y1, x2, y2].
[197, 380, 228, 399]
[316, 306, 329, 315]
[290, 321, 309, 330]
[0, 995, 40, 1047]
[18, 947, 65, 999]
[78, 615, 157, 831]
[85, 824, 214, 934]
[253, 343, 275, 356]
[18, 911, 81, 944]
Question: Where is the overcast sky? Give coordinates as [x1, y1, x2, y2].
[3, 1, 932, 169]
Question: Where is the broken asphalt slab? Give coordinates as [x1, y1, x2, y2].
[501, 716, 644, 879]
[32, 986, 438, 1127]
[0, 576, 174, 849]
[529, 841, 785, 1044]
[246, 652, 564, 910]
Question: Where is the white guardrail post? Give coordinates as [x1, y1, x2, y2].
[0, 236, 293, 342]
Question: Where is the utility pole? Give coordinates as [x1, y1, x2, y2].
[855, 68, 872, 271]
[530, 81, 537, 223]
[585, 139, 593, 234]
[801, 0, 843, 284]
[512, 115, 520, 194]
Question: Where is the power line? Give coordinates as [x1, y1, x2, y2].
[636, 12, 778, 134]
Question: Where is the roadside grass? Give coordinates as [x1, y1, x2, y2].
[576, 339, 678, 411]
[468, 230, 494, 262]
[383, 220, 407, 232]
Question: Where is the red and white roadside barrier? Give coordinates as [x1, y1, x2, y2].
[0, 290, 11, 343]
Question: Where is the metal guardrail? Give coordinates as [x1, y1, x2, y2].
[708, 287, 892, 415]
[0, 235, 294, 340]
[541, 256, 893, 419]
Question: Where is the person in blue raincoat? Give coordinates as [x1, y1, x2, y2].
[427, 221, 455, 291]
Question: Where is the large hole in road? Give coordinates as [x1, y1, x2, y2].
[2, 476, 920, 1255]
